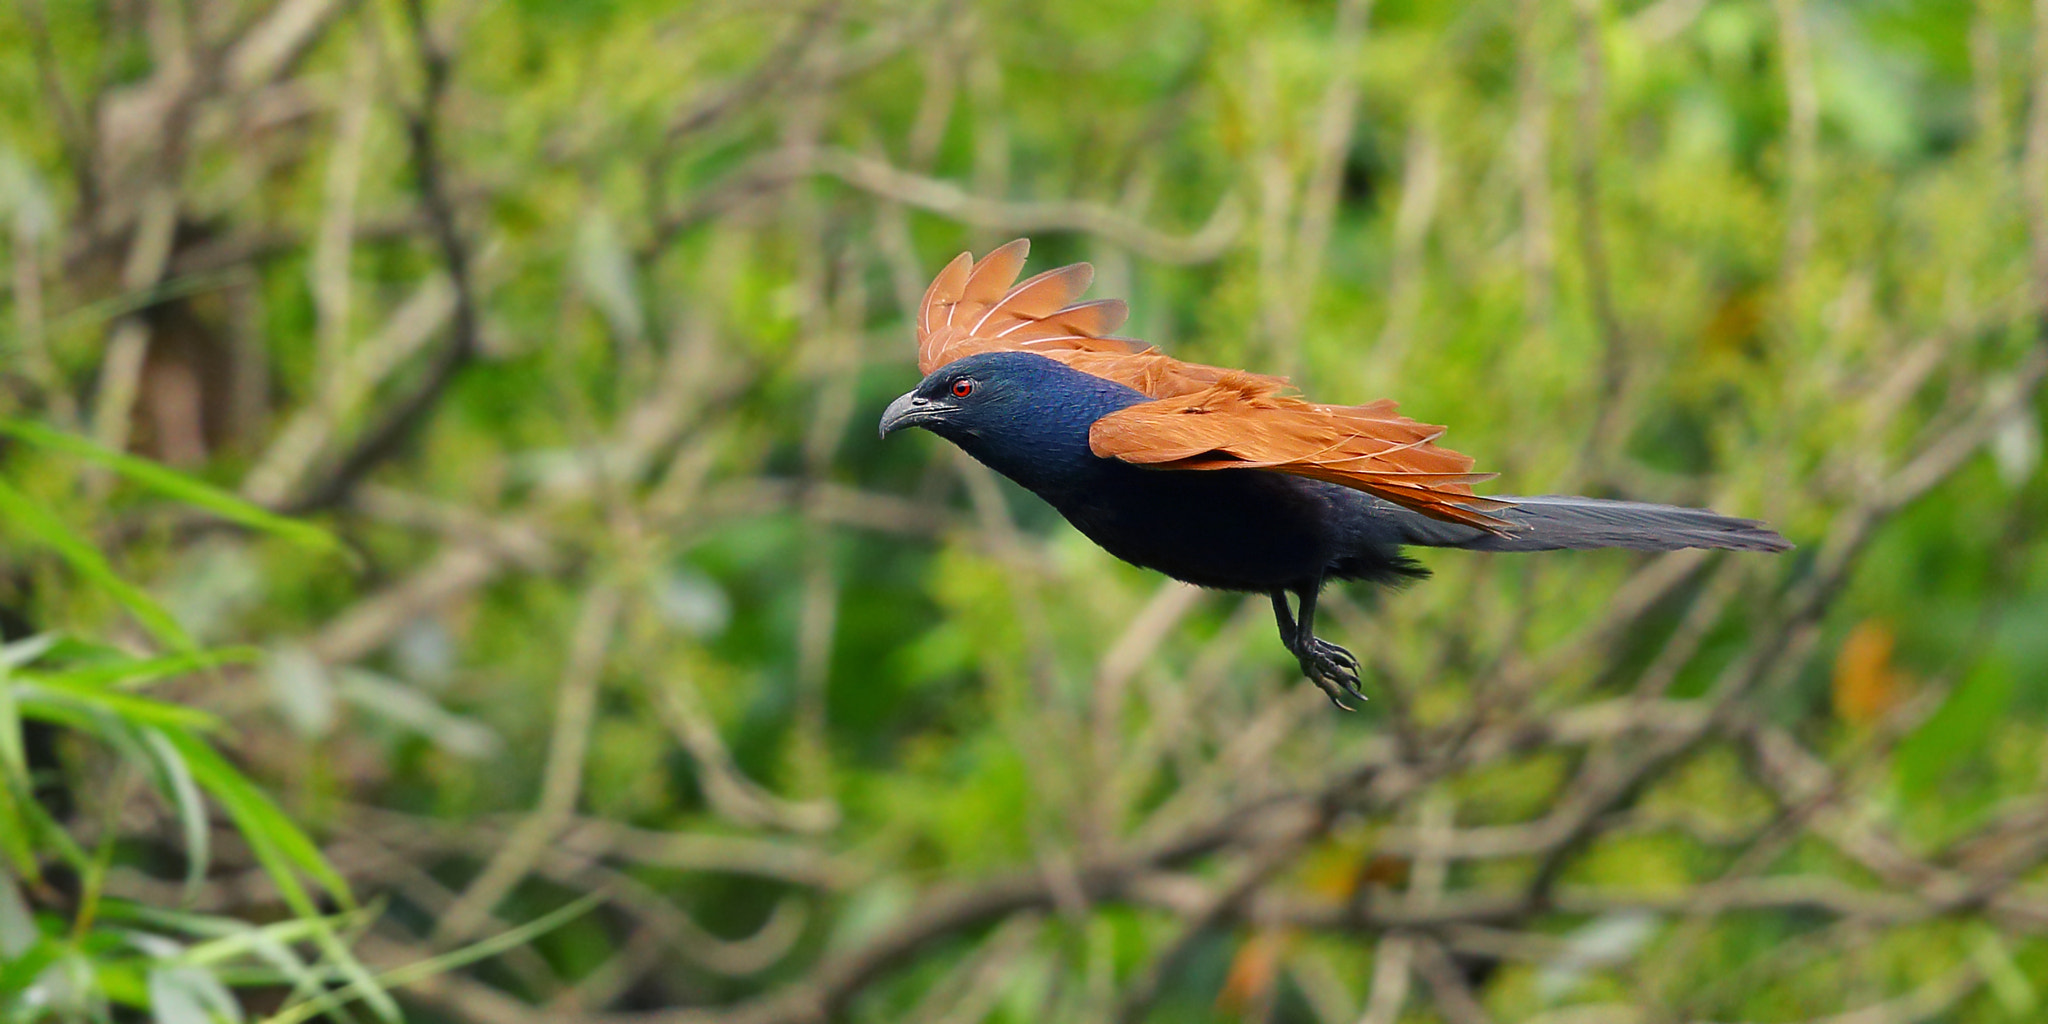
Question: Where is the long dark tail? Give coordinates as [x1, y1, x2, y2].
[1392, 495, 1792, 553]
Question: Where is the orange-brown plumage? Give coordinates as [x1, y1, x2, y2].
[915, 238, 1509, 532]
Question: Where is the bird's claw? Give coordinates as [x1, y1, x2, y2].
[1297, 637, 1365, 710]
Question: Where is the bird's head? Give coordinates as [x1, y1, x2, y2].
[879, 351, 1146, 491]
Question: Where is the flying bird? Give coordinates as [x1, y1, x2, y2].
[879, 240, 1790, 708]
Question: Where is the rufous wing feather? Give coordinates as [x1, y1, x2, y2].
[1086, 376, 1512, 531]
[917, 239, 1139, 374]
[914, 240, 1508, 532]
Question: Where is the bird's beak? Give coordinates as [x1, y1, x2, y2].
[878, 390, 949, 438]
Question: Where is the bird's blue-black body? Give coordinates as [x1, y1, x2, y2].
[881, 352, 1427, 592]
[879, 350, 1790, 706]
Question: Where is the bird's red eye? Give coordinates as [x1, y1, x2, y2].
[950, 379, 974, 398]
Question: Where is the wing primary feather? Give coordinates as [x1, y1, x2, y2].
[973, 263, 1096, 334]
[920, 251, 972, 336]
[954, 239, 1031, 325]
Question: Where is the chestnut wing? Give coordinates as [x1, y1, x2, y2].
[1088, 380, 1512, 532]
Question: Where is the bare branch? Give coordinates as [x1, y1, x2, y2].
[288, 0, 480, 512]
[651, 147, 1242, 264]
[225, 0, 358, 90]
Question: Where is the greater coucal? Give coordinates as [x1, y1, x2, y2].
[880, 240, 1790, 707]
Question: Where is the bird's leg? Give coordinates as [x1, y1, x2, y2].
[1271, 584, 1364, 709]
[1293, 584, 1365, 707]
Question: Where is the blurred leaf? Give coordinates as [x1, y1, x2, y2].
[158, 732, 397, 1022]
[0, 634, 58, 672]
[1897, 656, 2018, 802]
[651, 569, 731, 638]
[1537, 912, 1660, 1002]
[148, 964, 244, 1024]
[108, 902, 351, 1010]
[35, 950, 105, 1021]
[152, 906, 358, 969]
[1813, 20, 1921, 159]
[0, 872, 36, 958]
[1833, 619, 1903, 727]
[0, 478, 195, 653]
[575, 208, 645, 343]
[336, 667, 501, 759]
[157, 733, 353, 908]
[827, 877, 914, 955]
[1215, 928, 1290, 1014]
[258, 893, 603, 1024]
[0, 421, 348, 561]
[35, 647, 262, 691]
[391, 618, 456, 689]
[43, 270, 242, 335]
[14, 678, 222, 733]
[263, 646, 336, 739]
[0, 636, 46, 885]
[0, 142, 56, 241]
[1992, 411, 2041, 489]
[0, 635, 50, 776]
[1971, 928, 2038, 1015]
[141, 728, 212, 901]
[0, 781, 37, 881]
[161, 541, 267, 643]
[0, 943, 66, 1018]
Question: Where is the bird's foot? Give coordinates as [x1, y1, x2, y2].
[1296, 637, 1365, 710]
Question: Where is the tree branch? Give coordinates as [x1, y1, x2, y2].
[287, 0, 479, 513]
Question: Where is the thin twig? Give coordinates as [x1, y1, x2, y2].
[434, 583, 622, 945]
[650, 147, 1243, 264]
[288, 0, 480, 512]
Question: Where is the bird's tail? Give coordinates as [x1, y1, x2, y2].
[1396, 495, 1792, 553]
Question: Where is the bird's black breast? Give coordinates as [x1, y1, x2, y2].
[1040, 462, 1415, 592]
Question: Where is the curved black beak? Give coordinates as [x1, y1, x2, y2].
[878, 390, 951, 438]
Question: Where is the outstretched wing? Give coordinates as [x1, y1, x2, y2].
[916, 239, 1509, 532]
[1087, 377, 1512, 531]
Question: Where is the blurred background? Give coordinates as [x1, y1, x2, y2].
[3, 0, 2047, 1021]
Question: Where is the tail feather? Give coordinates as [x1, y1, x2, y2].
[1394, 494, 1792, 553]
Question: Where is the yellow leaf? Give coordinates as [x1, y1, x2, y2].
[1216, 928, 1293, 1013]
[1833, 619, 1902, 726]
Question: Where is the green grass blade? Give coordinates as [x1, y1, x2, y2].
[0, 420, 347, 559]
[158, 736, 351, 906]
[258, 893, 604, 1024]
[14, 680, 222, 733]
[45, 269, 239, 334]
[170, 913, 349, 968]
[0, 641, 32, 778]
[0, 636, 48, 877]
[0, 778, 40, 880]
[140, 728, 212, 901]
[159, 731, 397, 1022]
[0, 765, 89, 872]
[0, 634, 58, 672]
[37, 647, 263, 691]
[105, 902, 363, 1011]
[0, 478, 195, 653]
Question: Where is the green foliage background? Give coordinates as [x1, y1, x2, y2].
[3, 0, 2047, 1021]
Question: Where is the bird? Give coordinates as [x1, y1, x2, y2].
[879, 239, 1791, 708]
